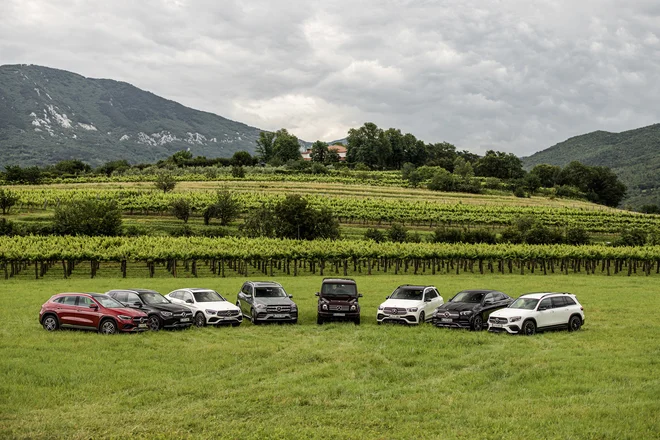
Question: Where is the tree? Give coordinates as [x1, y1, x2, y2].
[474, 150, 525, 179]
[256, 131, 276, 162]
[204, 190, 241, 225]
[428, 169, 455, 192]
[154, 173, 177, 193]
[231, 151, 254, 167]
[272, 129, 302, 163]
[558, 162, 626, 207]
[53, 199, 122, 236]
[530, 164, 561, 188]
[170, 198, 192, 223]
[425, 142, 458, 170]
[453, 157, 474, 180]
[96, 160, 130, 177]
[231, 165, 246, 178]
[4, 165, 41, 184]
[53, 160, 91, 175]
[325, 148, 341, 165]
[0, 218, 14, 236]
[346, 122, 391, 169]
[0, 189, 19, 215]
[310, 141, 329, 163]
[387, 223, 408, 243]
[241, 203, 277, 238]
[364, 228, 385, 242]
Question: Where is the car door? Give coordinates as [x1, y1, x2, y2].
[536, 298, 555, 328]
[168, 291, 184, 305]
[126, 292, 144, 311]
[551, 296, 571, 326]
[57, 295, 80, 326]
[181, 291, 196, 308]
[480, 292, 499, 321]
[76, 296, 102, 329]
[237, 284, 250, 314]
[423, 289, 441, 316]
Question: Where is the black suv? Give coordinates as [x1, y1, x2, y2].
[315, 278, 362, 325]
[236, 281, 298, 324]
[432, 289, 513, 331]
[106, 289, 194, 331]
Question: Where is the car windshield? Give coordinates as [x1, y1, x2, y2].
[193, 290, 225, 302]
[510, 298, 539, 310]
[321, 283, 357, 296]
[255, 287, 287, 298]
[451, 291, 485, 303]
[140, 292, 170, 305]
[390, 288, 424, 301]
[93, 296, 124, 308]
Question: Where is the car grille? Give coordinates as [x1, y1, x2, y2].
[489, 317, 508, 324]
[329, 305, 349, 311]
[267, 305, 291, 313]
[174, 311, 192, 318]
[384, 307, 406, 315]
[133, 317, 147, 324]
[436, 311, 459, 319]
[217, 310, 240, 317]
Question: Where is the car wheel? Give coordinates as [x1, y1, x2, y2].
[471, 315, 483, 331]
[250, 308, 260, 325]
[568, 315, 582, 332]
[317, 316, 323, 325]
[194, 312, 206, 327]
[354, 316, 360, 325]
[148, 315, 162, 331]
[42, 314, 59, 331]
[522, 320, 536, 336]
[99, 319, 117, 335]
[418, 311, 425, 325]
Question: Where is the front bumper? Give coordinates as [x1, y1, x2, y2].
[432, 316, 472, 329]
[377, 312, 420, 324]
[163, 317, 194, 329]
[487, 323, 520, 334]
[207, 313, 243, 325]
[119, 321, 149, 332]
[318, 311, 359, 321]
[255, 311, 298, 323]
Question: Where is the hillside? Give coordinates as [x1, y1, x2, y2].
[0, 64, 263, 166]
[523, 123, 660, 207]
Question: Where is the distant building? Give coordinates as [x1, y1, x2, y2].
[302, 145, 347, 161]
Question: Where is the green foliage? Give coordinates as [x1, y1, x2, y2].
[256, 131, 276, 162]
[309, 163, 329, 175]
[558, 161, 626, 207]
[204, 190, 241, 226]
[364, 228, 385, 242]
[170, 198, 192, 223]
[566, 225, 591, 245]
[0, 188, 19, 215]
[475, 150, 525, 179]
[530, 164, 561, 187]
[231, 151, 254, 167]
[169, 225, 194, 237]
[231, 165, 246, 178]
[452, 157, 474, 180]
[154, 173, 177, 193]
[241, 203, 277, 238]
[310, 141, 329, 163]
[429, 227, 463, 243]
[0, 218, 15, 236]
[346, 122, 391, 169]
[96, 160, 130, 177]
[53, 199, 122, 236]
[273, 195, 339, 240]
[387, 223, 408, 243]
[462, 228, 497, 244]
[615, 228, 648, 247]
[272, 129, 302, 163]
[639, 204, 660, 214]
[52, 160, 91, 175]
[4, 165, 41, 184]
[427, 168, 454, 191]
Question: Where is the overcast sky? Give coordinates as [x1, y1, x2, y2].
[2, 0, 659, 155]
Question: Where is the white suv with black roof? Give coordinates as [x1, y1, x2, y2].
[487, 292, 584, 335]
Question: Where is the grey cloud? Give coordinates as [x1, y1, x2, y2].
[1, 0, 659, 155]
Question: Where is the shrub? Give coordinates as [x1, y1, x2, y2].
[53, 199, 122, 236]
[231, 166, 246, 178]
[0, 218, 15, 236]
[616, 228, 647, 246]
[310, 163, 329, 174]
[204, 190, 241, 225]
[406, 231, 423, 243]
[364, 228, 385, 242]
[566, 225, 590, 245]
[427, 169, 455, 192]
[124, 225, 147, 237]
[462, 228, 496, 244]
[387, 223, 408, 243]
[170, 225, 194, 237]
[429, 227, 462, 243]
[199, 227, 229, 238]
[0, 189, 19, 215]
[170, 198, 192, 223]
[154, 173, 177, 193]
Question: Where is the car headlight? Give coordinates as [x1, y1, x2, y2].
[378, 306, 384, 311]
[322, 304, 328, 311]
[509, 316, 521, 322]
[255, 304, 267, 310]
[350, 305, 357, 311]
[160, 311, 173, 317]
[290, 304, 297, 310]
[460, 311, 473, 316]
[205, 309, 217, 315]
[407, 307, 418, 312]
[118, 315, 132, 321]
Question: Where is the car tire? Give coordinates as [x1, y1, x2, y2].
[522, 319, 536, 336]
[42, 314, 59, 331]
[568, 315, 582, 332]
[99, 318, 117, 335]
[354, 316, 360, 325]
[250, 308, 260, 325]
[317, 316, 323, 325]
[471, 315, 483, 331]
[194, 312, 206, 327]
[148, 315, 162, 331]
[418, 311, 425, 325]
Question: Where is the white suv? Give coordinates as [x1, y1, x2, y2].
[377, 285, 444, 325]
[487, 292, 584, 335]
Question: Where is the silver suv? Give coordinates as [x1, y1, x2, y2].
[236, 281, 298, 324]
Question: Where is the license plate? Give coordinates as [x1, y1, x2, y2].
[491, 323, 502, 328]
[272, 314, 287, 318]
[138, 324, 148, 329]
[180, 318, 190, 322]
[333, 313, 345, 316]
[441, 318, 453, 323]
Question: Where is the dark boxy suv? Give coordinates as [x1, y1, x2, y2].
[39, 292, 149, 334]
[106, 289, 194, 331]
[432, 289, 513, 331]
[237, 281, 298, 324]
[316, 278, 362, 325]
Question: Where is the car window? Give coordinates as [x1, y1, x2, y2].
[62, 296, 78, 306]
[551, 296, 566, 308]
[565, 297, 577, 306]
[78, 296, 94, 307]
[241, 284, 249, 295]
[183, 292, 194, 303]
[539, 298, 553, 310]
[113, 292, 127, 303]
[483, 293, 495, 303]
[126, 293, 141, 304]
[495, 292, 507, 301]
[53, 297, 65, 304]
[170, 291, 180, 300]
[247, 286, 253, 296]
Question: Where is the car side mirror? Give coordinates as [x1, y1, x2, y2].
[133, 302, 142, 308]
[539, 305, 548, 311]
[89, 304, 98, 309]
[315, 292, 320, 297]
[288, 295, 293, 298]
[358, 293, 363, 298]
[484, 300, 494, 305]
[185, 299, 193, 304]
[425, 298, 431, 302]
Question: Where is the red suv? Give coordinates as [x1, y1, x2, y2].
[39, 293, 149, 334]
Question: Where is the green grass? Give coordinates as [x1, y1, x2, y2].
[1, 275, 659, 439]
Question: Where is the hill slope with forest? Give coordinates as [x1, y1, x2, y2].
[0, 64, 263, 166]
[524, 123, 660, 207]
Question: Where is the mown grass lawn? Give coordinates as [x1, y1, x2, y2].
[1, 275, 658, 439]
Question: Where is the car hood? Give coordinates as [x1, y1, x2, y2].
[194, 301, 239, 311]
[436, 302, 479, 312]
[380, 299, 423, 309]
[490, 307, 530, 318]
[114, 307, 148, 317]
[142, 303, 190, 313]
[254, 297, 295, 306]
[319, 295, 359, 305]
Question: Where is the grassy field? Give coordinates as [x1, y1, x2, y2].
[1, 274, 659, 439]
